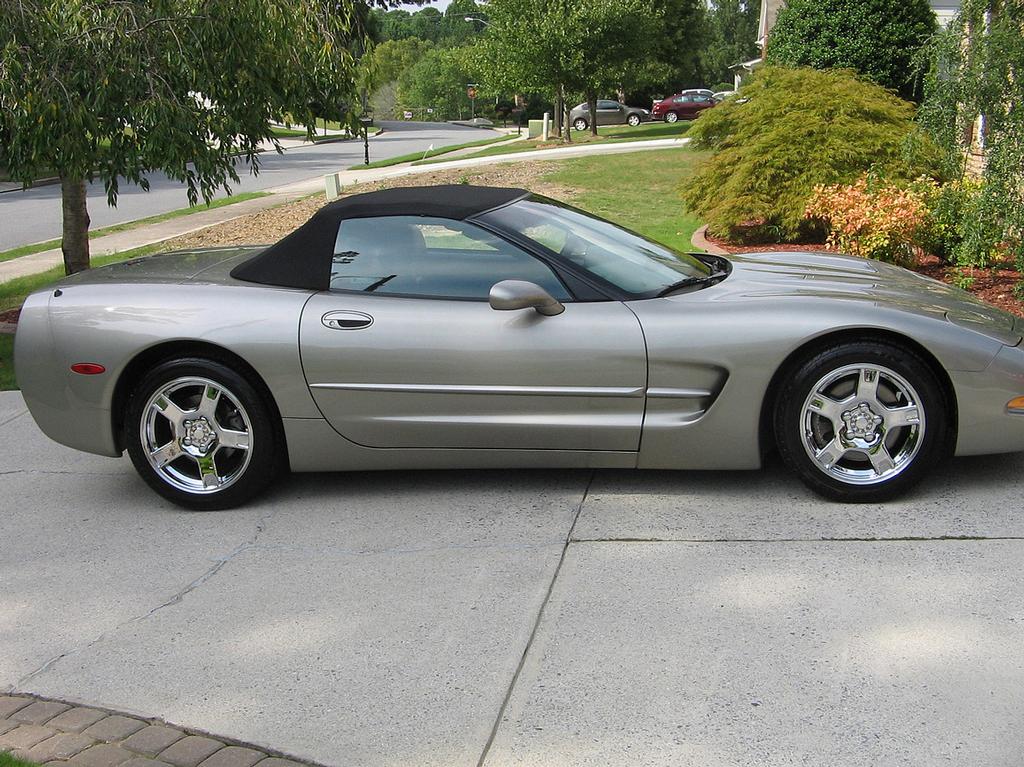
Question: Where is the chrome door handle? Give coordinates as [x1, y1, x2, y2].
[322, 311, 373, 330]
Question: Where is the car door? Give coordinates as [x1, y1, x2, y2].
[597, 100, 624, 125]
[674, 94, 695, 118]
[298, 215, 647, 451]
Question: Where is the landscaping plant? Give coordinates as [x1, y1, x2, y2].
[681, 66, 941, 243]
[766, 0, 936, 101]
[918, 0, 1024, 275]
[804, 175, 930, 267]
[914, 178, 985, 264]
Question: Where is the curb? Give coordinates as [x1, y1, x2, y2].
[0, 176, 60, 195]
[0, 692, 327, 767]
[691, 224, 729, 256]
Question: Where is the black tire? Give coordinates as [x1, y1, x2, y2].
[627, 113, 641, 126]
[572, 117, 588, 131]
[774, 340, 950, 503]
[126, 357, 282, 510]
[664, 111, 679, 124]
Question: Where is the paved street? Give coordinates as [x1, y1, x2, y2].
[0, 122, 495, 251]
[3, 389, 1024, 767]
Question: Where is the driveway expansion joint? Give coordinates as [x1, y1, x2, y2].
[474, 471, 595, 767]
[0, 694, 322, 767]
[0, 410, 28, 429]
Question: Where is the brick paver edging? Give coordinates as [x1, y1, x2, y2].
[0, 695, 319, 767]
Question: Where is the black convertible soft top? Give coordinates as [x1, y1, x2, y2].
[230, 184, 530, 290]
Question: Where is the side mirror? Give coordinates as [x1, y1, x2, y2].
[489, 280, 564, 316]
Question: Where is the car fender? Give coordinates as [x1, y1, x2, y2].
[15, 282, 317, 457]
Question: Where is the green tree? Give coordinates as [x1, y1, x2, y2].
[0, 0, 363, 274]
[398, 47, 478, 120]
[360, 37, 433, 118]
[918, 0, 1024, 270]
[367, 37, 433, 87]
[625, 0, 707, 105]
[479, 0, 661, 140]
[439, 0, 484, 45]
[574, 0, 664, 135]
[766, 0, 937, 100]
[682, 66, 941, 241]
[702, 0, 760, 87]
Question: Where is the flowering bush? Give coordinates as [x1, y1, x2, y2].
[804, 176, 929, 266]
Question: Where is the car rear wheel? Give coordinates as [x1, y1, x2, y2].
[664, 111, 679, 123]
[627, 113, 641, 126]
[774, 341, 949, 502]
[573, 118, 588, 131]
[126, 357, 282, 510]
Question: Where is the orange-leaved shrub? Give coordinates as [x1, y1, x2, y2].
[804, 175, 929, 266]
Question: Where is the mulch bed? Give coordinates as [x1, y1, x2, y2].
[705, 232, 1024, 318]
[0, 308, 19, 324]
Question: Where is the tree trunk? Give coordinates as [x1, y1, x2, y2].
[60, 176, 91, 275]
[553, 88, 563, 138]
[561, 85, 572, 143]
[587, 91, 599, 137]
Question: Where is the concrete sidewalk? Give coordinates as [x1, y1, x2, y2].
[0, 137, 688, 283]
[3, 389, 1023, 767]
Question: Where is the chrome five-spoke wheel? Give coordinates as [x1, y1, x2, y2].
[141, 377, 253, 494]
[800, 364, 924, 485]
[127, 357, 282, 509]
[775, 341, 949, 502]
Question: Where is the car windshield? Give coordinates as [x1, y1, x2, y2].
[478, 196, 714, 296]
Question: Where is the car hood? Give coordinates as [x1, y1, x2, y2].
[58, 246, 266, 286]
[705, 251, 1023, 346]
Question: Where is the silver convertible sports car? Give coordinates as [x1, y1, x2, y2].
[15, 185, 1024, 509]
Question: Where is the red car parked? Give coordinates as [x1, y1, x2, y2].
[651, 91, 716, 123]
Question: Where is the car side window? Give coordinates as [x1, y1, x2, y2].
[330, 216, 570, 301]
[598, 100, 619, 110]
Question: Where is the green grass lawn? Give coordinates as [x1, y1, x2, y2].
[0, 192, 269, 264]
[350, 133, 518, 170]
[545, 147, 708, 254]
[421, 121, 691, 165]
[270, 126, 308, 139]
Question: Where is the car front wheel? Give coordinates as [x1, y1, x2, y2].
[664, 111, 679, 123]
[126, 357, 282, 510]
[774, 341, 949, 502]
[573, 118, 588, 131]
[627, 113, 641, 126]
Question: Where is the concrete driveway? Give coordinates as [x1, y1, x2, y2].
[2, 390, 1023, 767]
